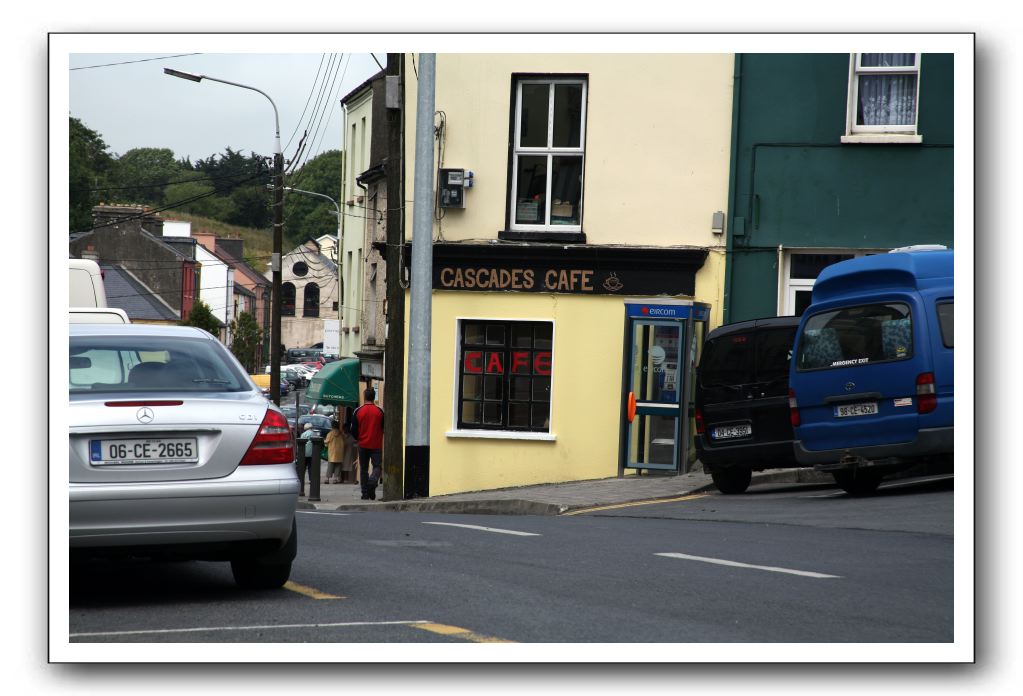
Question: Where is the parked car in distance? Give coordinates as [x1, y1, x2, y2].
[789, 247, 954, 495]
[297, 414, 332, 438]
[250, 373, 289, 398]
[280, 366, 309, 389]
[69, 324, 299, 589]
[694, 316, 802, 494]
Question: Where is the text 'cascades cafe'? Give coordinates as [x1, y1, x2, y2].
[409, 242, 717, 497]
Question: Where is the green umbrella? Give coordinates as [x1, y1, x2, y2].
[306, 358, 361, 408]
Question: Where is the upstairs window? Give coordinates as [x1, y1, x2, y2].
[281, 282, 296, 317]
[844, 53, 922, 143]
[303, 283, 320, 318]
[509, 77, 586, 233]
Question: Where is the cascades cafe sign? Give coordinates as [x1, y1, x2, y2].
[429, 244, 708, 297]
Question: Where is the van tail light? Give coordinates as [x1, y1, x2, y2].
[916, 372, 937, 414]
[240, 408, 295, 465]
[694, 408, 705, 435]
[788, 389, 800, 427]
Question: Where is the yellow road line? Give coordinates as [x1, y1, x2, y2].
[562, 493, 709, 516]
[283, 581, 345, 600]
[412, 623, 516, 643]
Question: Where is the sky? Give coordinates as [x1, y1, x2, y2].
[69, 51, 381, 163]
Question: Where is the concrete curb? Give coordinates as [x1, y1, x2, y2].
[294, 468, 838, 516]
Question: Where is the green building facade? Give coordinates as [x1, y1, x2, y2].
[724, 53, 954, 323]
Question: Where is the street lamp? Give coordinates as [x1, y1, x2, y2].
[164, 67, 286, 406]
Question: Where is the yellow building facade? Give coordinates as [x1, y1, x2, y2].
[401, 54, 733, 496]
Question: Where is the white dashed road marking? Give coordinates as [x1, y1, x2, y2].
[655, 552, 841, 578]
[422, 522, 540, 536]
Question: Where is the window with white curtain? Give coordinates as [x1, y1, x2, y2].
[844, 53, 922, 142]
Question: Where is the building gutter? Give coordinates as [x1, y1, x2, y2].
[723, 53, 742, 324]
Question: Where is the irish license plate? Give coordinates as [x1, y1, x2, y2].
[834, 402, 878, 418]
[90, 438, 198, 465]
[711, 424, 752, 440]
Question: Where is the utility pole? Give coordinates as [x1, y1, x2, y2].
[270, 148, 284, 406]
[382, 53, 406, 501]
[405, 53, 435, 499]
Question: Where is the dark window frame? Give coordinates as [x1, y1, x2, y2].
[303, 282, 320, 318]
[281, 282, 296, 317]
[456, 319, 553, 433]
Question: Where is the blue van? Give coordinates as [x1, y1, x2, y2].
[788, 248, 953, 494]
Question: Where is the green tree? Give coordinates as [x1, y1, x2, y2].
[163, 179, 237, 220]
[180, 299, 222, 336]
[111, 148, 185, 207]
[229, 311, 262, 373]
[69, 117, 115, 231]
[283, 150, 343, 246]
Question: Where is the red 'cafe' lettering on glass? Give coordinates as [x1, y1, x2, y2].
[464, 351, 483, 373]
[464, 350, 552, 376]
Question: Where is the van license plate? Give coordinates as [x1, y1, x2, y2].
[834, 402, 878, 418]
[90, 438, 198, 465]
[711, 424, 752, 440]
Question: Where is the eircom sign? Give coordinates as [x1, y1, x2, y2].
[626, 302, 709, 321]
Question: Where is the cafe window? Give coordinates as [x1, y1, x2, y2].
[457, 320, 553, 433]
[508, 76, 586, 234]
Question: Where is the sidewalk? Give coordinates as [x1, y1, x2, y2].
[295, 467, 833, 516]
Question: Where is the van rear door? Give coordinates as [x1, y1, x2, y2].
[793, 299, 925, 452]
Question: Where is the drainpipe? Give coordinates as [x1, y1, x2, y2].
[723, 54, 743, 324]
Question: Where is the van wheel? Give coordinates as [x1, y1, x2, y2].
[833, 470, 883, 496]
[711, 467, 752, 494]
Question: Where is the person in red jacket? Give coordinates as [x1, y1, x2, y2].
[351, 387, 384, 500]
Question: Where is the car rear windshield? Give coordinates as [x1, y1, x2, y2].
[699, 326, 795, 387]
[796, 302, 913, 371]
[69, 335, 250, 394]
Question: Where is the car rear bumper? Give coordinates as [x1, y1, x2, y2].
[696, 438, 799, 469]
[69, 464, 299, 551]
[794, 426, 954, 468]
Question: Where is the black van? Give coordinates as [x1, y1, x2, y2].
[694, 316, 802, 493]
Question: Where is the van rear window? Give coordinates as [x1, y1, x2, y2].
[797, 303, 912, 371]
[699, 327, 795, 387]
[936, 301, 953, 348]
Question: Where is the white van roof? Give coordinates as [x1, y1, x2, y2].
[69, 307, 130, 324]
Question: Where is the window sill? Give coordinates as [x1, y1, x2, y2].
[498, 229, 586, 244]
[840, 134, 923, 144]
[446, 429, 556, 442]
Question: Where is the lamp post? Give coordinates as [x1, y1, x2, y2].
[282, 186, 343, 351]
[165, 68, 285, 406]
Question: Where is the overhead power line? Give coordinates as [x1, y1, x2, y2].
[70, 54, 202, 71]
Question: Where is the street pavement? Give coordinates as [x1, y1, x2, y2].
[296, 466, 835, 515]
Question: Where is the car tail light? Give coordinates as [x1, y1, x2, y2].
[789, 389, 800, 427]
[694, 408, 705, 435]
[240, 408, 295, 465]
[916, 372, 937, 414]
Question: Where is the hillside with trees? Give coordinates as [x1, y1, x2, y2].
[69, 116, 344, 256]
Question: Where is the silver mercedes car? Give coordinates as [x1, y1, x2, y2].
[69, 324, 300, 589]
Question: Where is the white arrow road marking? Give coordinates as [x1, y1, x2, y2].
[422, 522, 540, 536]
[655, 552, 841, 578]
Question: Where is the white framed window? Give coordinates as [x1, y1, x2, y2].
[842, 53, 922, 144]
[509, 77, 586, 233]
[450, 319, 555, 439]
[780, 250, 884, 316]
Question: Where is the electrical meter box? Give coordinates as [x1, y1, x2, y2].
[438, 168, 471, 209]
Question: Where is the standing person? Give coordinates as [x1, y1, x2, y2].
[351, 387, 384, 500]
[297, 422, 316, 496]
[323, 419, 347, 484]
